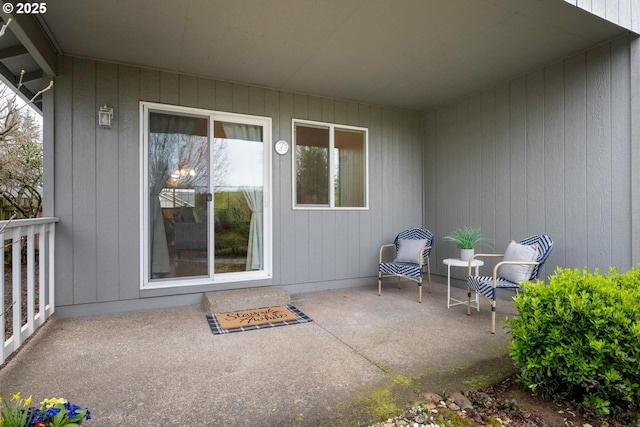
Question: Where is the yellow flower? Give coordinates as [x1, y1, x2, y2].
[24, 395, 32, 406]
[11, 393, 20, 401]
[40, 397, 67, 408]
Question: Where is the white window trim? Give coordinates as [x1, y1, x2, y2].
[291, 118, 369, 210]
[140, 102, 273, 290]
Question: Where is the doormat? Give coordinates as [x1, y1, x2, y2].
[206, 305, 312, 334]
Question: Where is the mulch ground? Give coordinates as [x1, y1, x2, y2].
[469, 376, 632, 427]
[373, 376, 635, 426]
[3, 261, 38, 337]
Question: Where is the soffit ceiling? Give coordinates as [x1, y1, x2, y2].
[0, 17, 48, 107]
[34, 0, 632, 110]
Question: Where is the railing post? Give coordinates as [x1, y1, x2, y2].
[38, 223, 47, 323]
[25, 225, 35, 339]
[0, 229, 5, 363]
[48, 222, 55, 316]
[11, 226, 22, 351]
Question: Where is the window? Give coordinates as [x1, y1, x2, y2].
[159, 188, 196, 208]
[293, 119, 368, 209]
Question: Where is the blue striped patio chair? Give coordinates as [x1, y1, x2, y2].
[466, 234, 553, 333]
[378, 228, 434, 303]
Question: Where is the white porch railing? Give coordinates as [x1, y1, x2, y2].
[1, 217, 58, 364]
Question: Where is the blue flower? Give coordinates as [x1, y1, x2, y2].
[45, 406, 61, 417]
[64, 402, 82, 417]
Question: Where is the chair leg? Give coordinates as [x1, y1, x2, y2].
[418, 281, 422, 303]
[467, 289, 472, 315]
[378, 273, 382, 296]
[491, 301, 496, 334]
[426, 259, 432, 293]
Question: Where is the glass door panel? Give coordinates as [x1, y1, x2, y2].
[213, 121, 264, 273]
[148, 112, 210, 280]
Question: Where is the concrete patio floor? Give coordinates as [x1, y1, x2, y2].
[0, 280, 519, 427]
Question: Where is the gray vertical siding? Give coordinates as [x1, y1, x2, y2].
[117, 65, 141, 301]
[544, 62, 566, 266]
[565, 0, 640, 33]
[53, 56, 73, 307]
[70, 59, 97, 305]
[631, 38, 640, 266]
[53, 56, 423, 314]
[95, 62, 119, 303]
[53, 32, 638, 315]
[424, 37, 635, 281]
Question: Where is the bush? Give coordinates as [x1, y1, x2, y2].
[506, 266, 640, 421]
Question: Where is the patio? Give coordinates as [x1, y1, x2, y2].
[0, 282, 518, 427]
[0, 2, 637, 424]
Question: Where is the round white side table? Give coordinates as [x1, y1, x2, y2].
[442, 258, 483, 310]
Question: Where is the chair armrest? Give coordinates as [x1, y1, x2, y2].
[467, 253, 504, 275]
[379, 243, 396, 263]
[419, 246, 432, 267]
[491, 260, 540, 286]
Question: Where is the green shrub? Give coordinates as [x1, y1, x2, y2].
[506, 266, 640, 421]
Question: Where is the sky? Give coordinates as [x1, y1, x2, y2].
[0, 79, 43, 124]
[221, 139, 264, 188]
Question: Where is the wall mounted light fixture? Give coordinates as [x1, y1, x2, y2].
[98, 105, 113, 128]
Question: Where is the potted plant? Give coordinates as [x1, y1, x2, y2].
[443, 226, 491, 261]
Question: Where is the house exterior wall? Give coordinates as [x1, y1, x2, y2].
[423, 36, 637, 283]
[51, 55, 424, 317]
[49, 34, 640, 316]
[632, 37, 640, 266]
[564, 0, 640, 34]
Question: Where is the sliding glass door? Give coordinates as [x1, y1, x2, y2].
[141, 103, 271, 289]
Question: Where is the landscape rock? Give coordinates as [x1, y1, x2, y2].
[421, 392, 442, 403]
[448, 391, 473, 410]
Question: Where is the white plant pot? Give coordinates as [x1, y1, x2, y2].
[460, 249, 474, 261]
